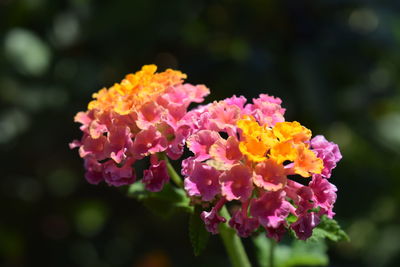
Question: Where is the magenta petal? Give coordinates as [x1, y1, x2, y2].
[142, 160, 170, 192]
[103, 158, 136, 186]
[167, 124, 192, 160]
[295, 186, 315, 215]
[309, 174, 337, 218]
[181, 157, 196, 176]
[184, 162, 220, 201]
[89, 120, 108, 139]
[208, 102, 242, 133]
[224, 95, 247, 109]
[160, 84, 209, 107]
[266, 223, 287, 242]
[69, 140, 81, 149]
[311, 135, 342, 178]
[291, 212, 320, 240]
[245, 94, 286, 127]
[84, 157, 103, 185]
[186, 84, 210, 103]
[184, 105, 212, 131]
[220, 164, 253, 202]
[250, 191, 293, 229]
[201, 208, 226, 234]
[229, 210, 259, 237]
[79, 135, 107, 160]
[131, 126, 166, 159]
[166, 143, 184, 160]
[105, 125, 133, 164]
[187, 130, 220, 161]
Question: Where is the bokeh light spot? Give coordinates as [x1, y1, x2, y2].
[4, 28, 51, 76]
[349, 8, 379, 34]
[74, 201, 109, 237]
[46, 168, 78, 197]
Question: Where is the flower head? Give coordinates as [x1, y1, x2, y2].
[71, 67, 342, 242]
[71, 65, 209, 188]
[181, 94, 341, 241]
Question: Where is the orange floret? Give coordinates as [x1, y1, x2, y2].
[237, 116, 323, 178]
[87, 64, 187, 115]
[293, 144, 323, 177]
[239, 136, 269, 162]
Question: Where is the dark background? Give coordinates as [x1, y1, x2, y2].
[1, 0, 400, 266]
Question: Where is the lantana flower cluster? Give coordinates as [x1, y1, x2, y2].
[71, 65, 342, 242]
[182, 95, 341, 240]
[70, 65, 209, 190]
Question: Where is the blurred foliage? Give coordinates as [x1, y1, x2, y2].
[128, 181, 193, 219]
[253, 235, 329, 267]
[1, 0, 400, 266]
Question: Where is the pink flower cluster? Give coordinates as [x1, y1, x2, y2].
[71, 65, 342, 242]
[70, 65, 209, 191]
[182, 95, 342, 241]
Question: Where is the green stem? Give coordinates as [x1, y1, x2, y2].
[166, 160, 183, 187]
[269, 239, 275, 267]
[160, 154, 183, 188]
[219, 206, 252, 267]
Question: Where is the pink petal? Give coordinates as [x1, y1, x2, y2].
[254, 159, 287, 191]
[291, 212, 320, 240]
[250, 191, 293, 229]
[201, 207, 226, 234]
[209, 136, 242, 165]
[229, 209, 259, 237]
[183, 162, 221, 201]
[142, 159, 170, 192]
[136, 101, 163, 129]
[311, 135, 342, 178]
[79, 135, 107, 160]
[103, 158, 136, 186]
[220, 164, 254, 202]
[131, 126, 167, 159]
[309, 174, 337, 218]
[187, 130, 220, 161]
[105, 125, 133, 164]
[84, 157, 103, 185]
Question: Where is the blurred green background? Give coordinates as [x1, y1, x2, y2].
[1, 0, 400, 266]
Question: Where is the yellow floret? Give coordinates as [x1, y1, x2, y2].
[273, 121, 311, 143]
[87, 64, 186, 115]
[237, 115, 278, 162]
[237, 116, 323, 178]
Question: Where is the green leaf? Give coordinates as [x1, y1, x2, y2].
[189, 206, 210, 256]
[127, 182, 193, 219]
[311, 216, 350, 242]
[253, 234, 329, 267]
